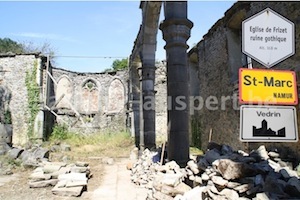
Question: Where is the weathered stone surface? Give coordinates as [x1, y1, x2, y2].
[60, 144, 71, 151]
[50, 167, 71, 179]
[211, 176, 228, 187]
[43, 164, 62, 174]
[65, 180, 87, 188]
[213, 159, 257, 180]
[256, 145, 269, 160]
[153, 191, 173, 200]
[219, 188, 239, 199]
[234, 183, 254, 193]
[29, 171, 51, 181]
[8, 148, 23, 159]
[75, 161, 89, 167]
[58, 173, 87, 182]
[52, 184, 84, 197]
[29, 179, 58, 188]
[70, 166, 88, 173]
[175, 186, 205, 200]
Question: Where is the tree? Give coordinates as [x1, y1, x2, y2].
[111, 58, 128, 71]
[0, 38, 25, 54]
[0, 37, 57, 64]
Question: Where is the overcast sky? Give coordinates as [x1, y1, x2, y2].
[0, 1, 235, 72]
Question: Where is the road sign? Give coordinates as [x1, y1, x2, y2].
[242, 8, 295, 68]
[240, 105, 298, 142]
[239, 68, 298, 105]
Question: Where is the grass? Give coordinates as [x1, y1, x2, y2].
[49, 125, 135, 159]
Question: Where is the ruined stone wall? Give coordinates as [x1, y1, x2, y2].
[155, 62, 167, 141]
[0, 54, 44, 145]
[51, 68, 128, 133]
[193, 1, 300, 156]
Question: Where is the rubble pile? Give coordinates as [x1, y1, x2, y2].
[29, 161, 91, 197]
[130, 143, 300, 200]
[0, 142, 90, 197]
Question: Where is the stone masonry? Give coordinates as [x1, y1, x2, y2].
[191, 1, 300, 158]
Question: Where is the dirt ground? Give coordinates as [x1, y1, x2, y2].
[0, 148, 120, 200]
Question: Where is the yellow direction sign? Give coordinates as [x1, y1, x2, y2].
[239, 68, 298, 105]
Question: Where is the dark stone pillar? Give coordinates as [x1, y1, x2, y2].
[160, 1, 193, 166]
[130, 61, 141, 147]
[140, 44, 156, 150]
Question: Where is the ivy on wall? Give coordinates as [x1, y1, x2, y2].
[25, 60, 40, 138]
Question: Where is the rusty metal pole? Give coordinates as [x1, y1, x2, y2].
[160, 1, 193, 166]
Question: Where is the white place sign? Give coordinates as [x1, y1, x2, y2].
[242, 8, 295, 68]
[240, 105, 298, 142]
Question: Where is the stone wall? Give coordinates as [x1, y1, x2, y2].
[50, 68, 128, 133]
[192, 2, 300, 157]
[0, 54, 46, 145]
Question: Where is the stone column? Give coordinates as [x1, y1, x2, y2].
[140, 44, 156, 149]
[160, 1, 193, 166]
[130, 61, 141, 147]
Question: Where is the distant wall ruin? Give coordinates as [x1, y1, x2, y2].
[50, 68, 128, 133]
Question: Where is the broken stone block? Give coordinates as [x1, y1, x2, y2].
[155, 173, 183, 187]
[256, 145, 269, 160]
[173, 182, 191, 195]
[43, 164, 62, 174]
[51, 167, 71, 179]
[187, 160, 200, 174]
[29, 171, 51, 181]
[8, 148, 23, 159]
[177, 186, 205, 200]
[65, 180, 87, 188]
[227, 181, 241, 189]
[33, 147, 49, 159]
[219, 188, 239, 199]
[234, 183, 254, 193]
[201, 172, 210, 181]
[255, 192, 270, 200]
[29, 179, 58, 188]
[75, 161, 89, 167]
[52, 184, 84, 197]
[58, 173, 87, 182]
[70, 166, 88, 173]
[211, 176, 228, 187]
[165, 160, 180, 171]
[214, 159, 258, 180]
[153, 191, 173, 200]
[268, 151, 280, 158]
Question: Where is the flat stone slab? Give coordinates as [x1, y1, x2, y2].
[58, 172, 87, 182]
[52, 184, 84, 197]
[29, 179, 58, 188]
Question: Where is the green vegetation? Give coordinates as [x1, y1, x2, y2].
[0, 37, 56, 64]
[0, 38, 25, 54]
[49, 124, 134, 158]
[25, 61, 40, 138]
[103, 58, 128, 72]
[191, 115, 202, 149]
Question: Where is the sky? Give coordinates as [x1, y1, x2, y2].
[0, 1, 235, 73]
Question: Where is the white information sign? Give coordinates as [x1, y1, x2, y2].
[242, 8, 295, 68]
[240, 105, 298, 142]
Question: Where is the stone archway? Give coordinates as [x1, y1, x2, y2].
[56, 75, 73, 109]
[107, 78, 125, 113]
[80, 79, 100, 114]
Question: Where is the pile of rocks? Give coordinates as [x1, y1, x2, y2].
[130, 143, 300, 200]
[28, 161, 90, 197]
